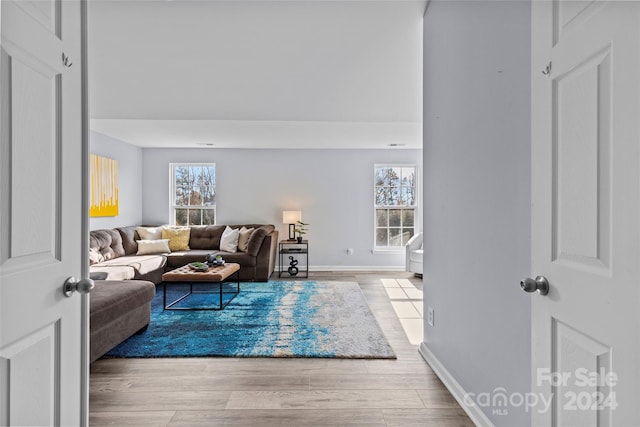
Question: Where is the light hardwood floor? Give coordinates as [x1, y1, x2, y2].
[89, 272, 474, 426]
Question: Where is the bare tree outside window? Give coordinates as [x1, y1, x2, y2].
[171, 164, 216, 226]
[375, 165, 416, 248]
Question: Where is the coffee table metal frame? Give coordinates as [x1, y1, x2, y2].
[162, 267, 240, 311]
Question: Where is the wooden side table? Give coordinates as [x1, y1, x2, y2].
[278, 240, 309, 278]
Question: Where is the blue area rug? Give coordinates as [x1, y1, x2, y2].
[105, 281, 396, 359]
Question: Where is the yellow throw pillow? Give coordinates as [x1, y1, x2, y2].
[161, 227, 191, 251]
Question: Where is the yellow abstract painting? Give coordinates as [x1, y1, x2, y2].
[90, 154, 119, 217]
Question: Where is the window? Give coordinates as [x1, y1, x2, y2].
[374, 165, 417, 249]
[170, 163, 216, 226]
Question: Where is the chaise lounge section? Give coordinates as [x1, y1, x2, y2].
[89, 279, 156, 363]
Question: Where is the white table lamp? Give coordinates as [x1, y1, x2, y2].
[282, 211, 302, 240]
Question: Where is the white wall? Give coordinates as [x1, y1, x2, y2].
[142, 148, 422, 269]
[89, 131, 143, 230]
[422, 2, 531, 426]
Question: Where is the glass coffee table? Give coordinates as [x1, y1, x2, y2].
[162, 263, 240, 310]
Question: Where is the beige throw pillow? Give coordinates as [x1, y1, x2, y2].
[220, 226, 239, 252]
[136, 226, 163, 240]
[161, 227, 191, 251]
[136, 239, 171, 255]
[237, 227, 254, 253]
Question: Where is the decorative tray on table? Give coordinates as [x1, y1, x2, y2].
[188, 262, 210, 272]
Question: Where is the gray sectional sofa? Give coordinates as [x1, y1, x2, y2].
[89, 224, 278, 283]
[88, 224, 278, 362]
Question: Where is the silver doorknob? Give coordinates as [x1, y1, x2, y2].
[63, 277, 94, 297]
[520, 276, 549, 296]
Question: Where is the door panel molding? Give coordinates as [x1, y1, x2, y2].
[1, 33, 63, 272]
[13, 0, 61, 38]
[0, 48, 11, 267]
[0, 321, 61, 426]
[552, 318, 612, 427]
[553, 0, 605, 46]
[551, 45, 611, 276]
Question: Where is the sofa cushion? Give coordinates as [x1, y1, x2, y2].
[95, 254, 167, 276]
[136, 239, 171, 255]
[89, 265, 136, 281]
[246, 228, 269, 257]
[165, 250, 215, 269]
[217, 251, 257, 267]
[90, 280, 156, 337]
[116, 225, 140, 255]
[162, 227, 191, 251]
[228, 224, 273, 231]
[189, 225, 225, 249]
[409, 249, 423, 263]
[90, 229, 125, 261]
[120, 255, 167, 276]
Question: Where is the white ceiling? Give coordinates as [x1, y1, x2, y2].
[88, 0, 425, 149]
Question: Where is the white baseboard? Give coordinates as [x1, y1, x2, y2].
[419, 342, 494, 427]
[312, 265, 404, 272]
[275, 265, 405, 272]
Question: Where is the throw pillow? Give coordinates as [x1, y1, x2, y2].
[136, 226, 163, 240]
[136, 239, 171, 255]
[237, 227, 254, 253]
[161, 227, 191, 251]
[220, 226, 239, 252]
[89, 247, 104, 265]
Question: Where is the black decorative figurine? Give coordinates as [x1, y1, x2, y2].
[288, 256, 299, 276]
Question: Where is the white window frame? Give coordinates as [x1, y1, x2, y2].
[373, 163, 419, 253]
[169, 163, 216, 226]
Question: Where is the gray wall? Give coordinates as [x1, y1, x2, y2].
[142, 148, 422, 269]
[422, 1, 531, 426]
[89, 131, 143, 230]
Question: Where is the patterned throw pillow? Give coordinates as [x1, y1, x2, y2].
[161, 227, 191, 251]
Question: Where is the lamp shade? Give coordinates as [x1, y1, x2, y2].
[282, 210, 301, 224]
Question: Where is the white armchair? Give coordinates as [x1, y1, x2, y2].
[405, 232, 423, 276]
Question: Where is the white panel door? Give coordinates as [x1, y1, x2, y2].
[531, 1, 640, 425]
[0, 0, 87, 425]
